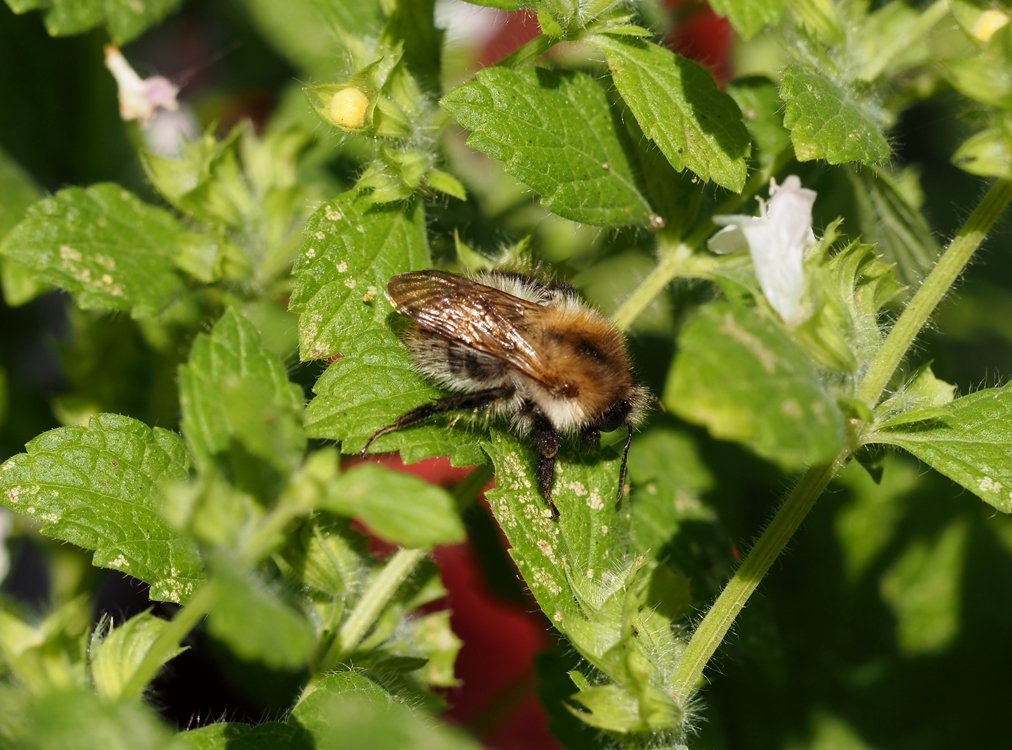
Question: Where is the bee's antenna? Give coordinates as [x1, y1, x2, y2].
[615, 423, 634, 506]
[359, 425, 395, 457]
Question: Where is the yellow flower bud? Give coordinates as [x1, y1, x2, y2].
[973, 9, 1008, 42]
[328, 87, 369, 129]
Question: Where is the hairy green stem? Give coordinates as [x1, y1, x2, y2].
[337, 547, 427, 655]
[119, 582, 218, 701]
[858, 0, 950, 81]
[857, 179, 1012, 407]
[671, 458, 843, 700]
[671, 179, 1011, 703]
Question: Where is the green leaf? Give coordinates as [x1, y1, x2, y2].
[289, 191, 430, 361]
[206, 565, 316, 669]
[290, 671, 481, 750]
[707, 0, 784, 39]
[0, 148, 45, 306]
[322, 464, 465, 548]
[952, 123, 1012, 179]
[5, 0, 182, 44]
[594, 34, 750, 192]
[90, 611, 184, 700]
[626, 423, 716, 557]
[304, 327, 487, 466]
[779, 62, 890, 165]
[140, 128, 252, 229]
[244, 0, 384, 72]
[844, 167, 940, 286]
[480, 428, 685, 734]
[441, 67, 653, 226]
[0, 414, 203, 603]
[0, 596, 90, 693]
[727, 76, 792, 170]
[942, 23, 1012, 110]
[103, 0, 181, 44]
[0, 184, 189, 318]
[870, 383, 1012, 512]
[179, 722, 311, 750]
[11, 686, 182, 750]
[178, 309, 305, 483]
[664, 302, 846, 469]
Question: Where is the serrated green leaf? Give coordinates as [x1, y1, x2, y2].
[289, 191, 430, 361]
[664, 302, 846, 469]
[290, 671, 481, 750]
[870, 383, 1012, 512]
[952, 123, 1012, 179]
[90, 611, 184, 700]
[6, 0, 181, 44]
[179, 722, 310, 750]
[567, 675, 680, 733]
[322, 464, 465, 547]
[402, 610, 462, 687]
[0, 414, 203, 602]
[876, 363, 956, 426]
[304, 327, 487, 466]
[0, 184, 189, 318]
[206, 566, 316, 669]
[140, 128, 253, 229]
[178, 308, 305, 483]
[441, 66, 653, 226]
[481, 428, 685, 728]
[707, 0, 784, 39]
[12, 688, 183, 750]
[779, 63, 890, 165]
[594, 34, 750, 192]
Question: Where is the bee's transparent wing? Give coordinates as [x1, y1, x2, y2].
[387, 271, 554, 386]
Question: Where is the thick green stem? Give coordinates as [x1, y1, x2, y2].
[670, 458, 843, 700]
[336, 547, 427, 655]
[119, 582, 218, 701]
[611, 241, 695, 332]
[857, 179, 1012, 407]
[671, 179, 1011, 703]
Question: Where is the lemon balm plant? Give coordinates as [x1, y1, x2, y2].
[0, 1, 1010, 748]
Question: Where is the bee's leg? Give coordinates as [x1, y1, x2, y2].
[360, 386, 514, 456]
[530, 408, 560, 517]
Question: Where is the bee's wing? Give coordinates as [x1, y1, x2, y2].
[387, 271, 553, 385]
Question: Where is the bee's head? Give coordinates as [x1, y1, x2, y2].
[597, 399, 632, 433]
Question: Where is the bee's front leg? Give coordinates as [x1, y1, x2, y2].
[529, 407, 560, 517]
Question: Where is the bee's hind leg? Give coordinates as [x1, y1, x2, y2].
[530, 408, 561, 517]
[359, 386, 514, 456]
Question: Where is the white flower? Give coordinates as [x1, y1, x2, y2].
[708, 175, 817, 326]
[103, 45, 179, 124]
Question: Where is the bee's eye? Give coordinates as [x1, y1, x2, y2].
[598, 400, 630, 432]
